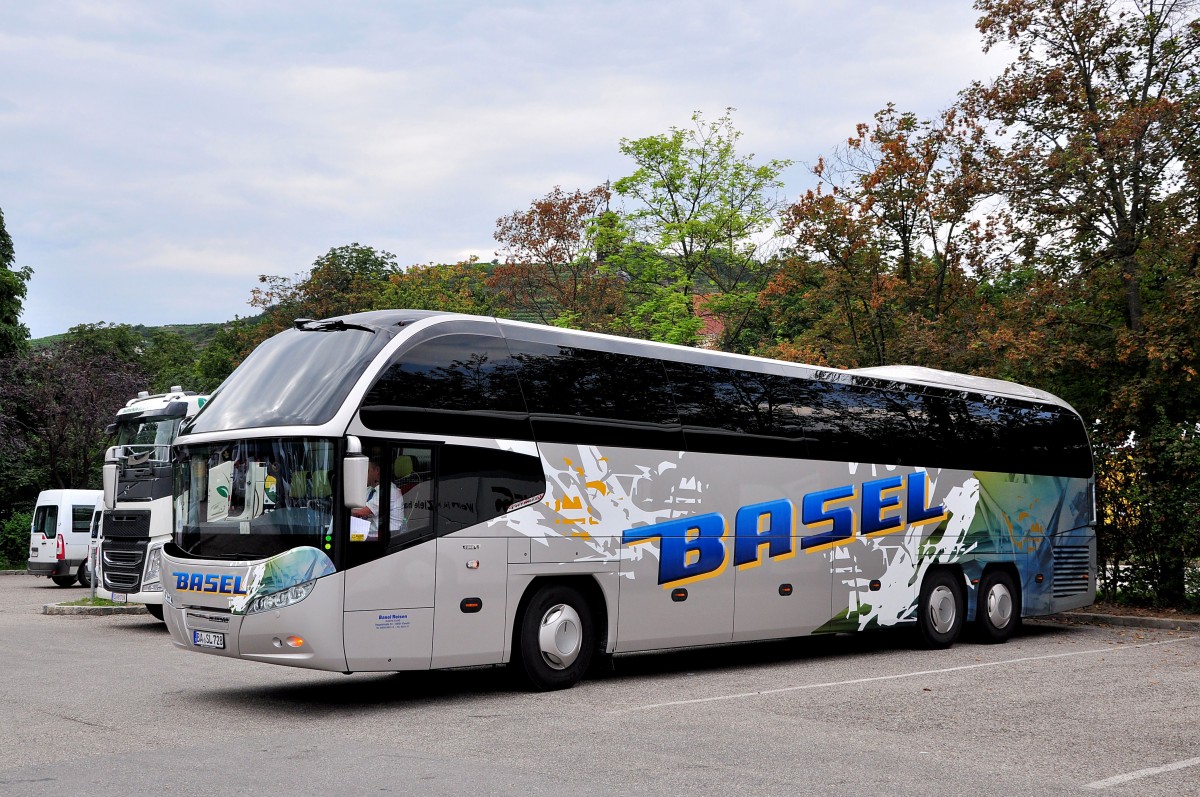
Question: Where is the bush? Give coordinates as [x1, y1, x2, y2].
[1096, 414, 1200, 609]
[0, 511, 31, 569]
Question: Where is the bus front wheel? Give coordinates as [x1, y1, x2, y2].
[918, 569, 964, 649]
[515, 584, 594, 691]
[977, 570, 1020, 643]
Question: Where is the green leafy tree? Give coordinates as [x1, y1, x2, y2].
[0, 511, 33, 568]
[192, 320, 258, 392]
[385, 259, 502, 317]
[248, 243, 401, 350]
[143, 329, 200, 393]
[0, 207, 32, 359]
[613, 109, 792, 350]
[65, 322, 144, 367]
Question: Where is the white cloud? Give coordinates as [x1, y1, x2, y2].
[2, 0, 1007, 337]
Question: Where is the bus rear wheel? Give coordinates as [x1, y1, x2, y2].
[977, 570, 1020, 643]
[917, 569, 964, 649]
[515, 584, 594, 691]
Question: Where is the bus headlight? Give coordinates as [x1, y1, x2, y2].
[244, 580, 317, 615]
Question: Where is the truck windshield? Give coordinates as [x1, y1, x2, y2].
[173, 438, 337, 563]
[115, 417, 181, 463]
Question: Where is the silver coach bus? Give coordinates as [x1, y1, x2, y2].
[160, 310, 1095, 690]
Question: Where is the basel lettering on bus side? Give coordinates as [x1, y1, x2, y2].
[171, 571, 248, 595]
[622, 472, 947, 587]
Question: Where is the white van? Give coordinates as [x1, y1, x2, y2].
[26, 489, 104, 587]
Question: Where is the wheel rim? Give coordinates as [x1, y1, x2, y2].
[986, 582, 1013, 629]
[928, 585, 957, 635]
[537, 603, 582, 671]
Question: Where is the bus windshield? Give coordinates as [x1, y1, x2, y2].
[115, 416, 182, 463]
[173, 438, 337, 563]
[185, 325, 391, 433]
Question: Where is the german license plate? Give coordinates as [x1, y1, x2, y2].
[110, 593, 127, 604]
[193, 630, 225, 649]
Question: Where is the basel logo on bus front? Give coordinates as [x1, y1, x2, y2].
[171, 571, 249, 595]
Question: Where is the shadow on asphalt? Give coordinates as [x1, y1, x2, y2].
[196, 621, 1085, 715]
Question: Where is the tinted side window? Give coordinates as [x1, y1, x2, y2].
[506, 339, 683, 450]
[665, 362, 809, 458]
[436, 445, 546, 536]
[72, 506, 94, 534]
[33, 506, 58, 538]
[361, 334, 532, 440]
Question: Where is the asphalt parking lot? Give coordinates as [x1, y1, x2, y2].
[2, 574, 1198, 797]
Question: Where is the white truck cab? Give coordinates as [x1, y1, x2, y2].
[26, 489, 104, 587]
[97, 387, 209, 620]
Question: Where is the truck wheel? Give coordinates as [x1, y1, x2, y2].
[514, 584, 594, 691]
[977, 570, 1020, 643]
[77, 561, 91, 589]
[146, 604, 165, 622]
[917, 568, 964, 649]
[51, 575, 78, 587]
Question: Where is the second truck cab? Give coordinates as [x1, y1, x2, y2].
[98, 387, 209, 620]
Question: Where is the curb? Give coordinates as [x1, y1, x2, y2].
[1, 570, 28, 576]
[1042, 611, 1200, 632]
[42, 602, 149, 616]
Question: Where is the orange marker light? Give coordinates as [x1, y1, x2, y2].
[285, 636, 304, 648]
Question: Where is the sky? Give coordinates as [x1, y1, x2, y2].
[1, 1, 1005, 340]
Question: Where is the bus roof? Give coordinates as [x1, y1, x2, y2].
[335, 310, 1077, 413]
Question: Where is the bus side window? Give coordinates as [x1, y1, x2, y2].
[387, 446, 434, 548]
[435, 445, 545, 536]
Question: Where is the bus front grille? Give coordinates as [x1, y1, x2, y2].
[1052, 545, 1091, 597]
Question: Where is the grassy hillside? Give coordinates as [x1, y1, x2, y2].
[30, 322, 226, 350]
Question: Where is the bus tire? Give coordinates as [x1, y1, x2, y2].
[51, 575, 77, 587]
[917, 568, 963, 649]
[515, 584, 594, 691]
[146, 604, 165, 622]
[77, 561, 91, 589]
[977, 569, 1020, 643]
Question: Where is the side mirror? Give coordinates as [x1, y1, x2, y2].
[343, 455, 368, 509]
[103, 463, 118, 510]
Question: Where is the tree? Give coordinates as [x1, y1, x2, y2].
[962, 0, 1200, 425]
[248, 243, 401, 347]
[143, 329, 200, 393]
[766, 106, 993, 368]
[386, 259, 502, 317]
[0, 207, 32, 360]
[66, 322, 144, 367]
[0, 338, 145, 490]
[490, 185, 625, 331]
[613, 109, 792, 350]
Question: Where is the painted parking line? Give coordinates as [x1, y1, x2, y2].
[612, 636, 1194, 713]
[1083, 756, 1200, 790]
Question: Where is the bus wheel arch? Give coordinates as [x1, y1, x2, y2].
[511, 576, 606, 691]
[976, 566, 1021, 643]
[917, 565, 965, 649]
